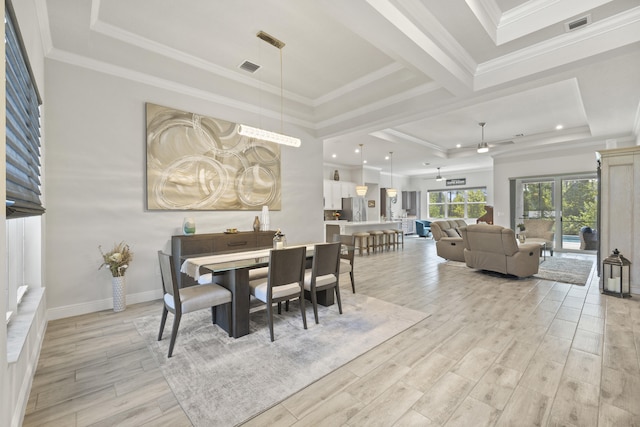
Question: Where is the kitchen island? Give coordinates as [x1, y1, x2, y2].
[325, 220, 402, 242]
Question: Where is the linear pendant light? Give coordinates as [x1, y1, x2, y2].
[239, 31, 301, 148]
[356, 144, 368, 196]
[386, 151, 397, 198]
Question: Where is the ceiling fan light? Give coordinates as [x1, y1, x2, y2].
[436, 167, 443, 181]
[477, 142, 489, 153]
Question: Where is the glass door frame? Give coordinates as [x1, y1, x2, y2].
[510, 172, 598, 253]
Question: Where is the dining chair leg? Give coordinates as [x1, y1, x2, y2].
[310, 288, 319, 324]
[277, 302, 282, 315]
[335, 285, 343, 315]
[157, 306, 168, 341]
[349, 271, 356, 294]
[267, 302, 275, 342]
[299, 294, 308, 330]
[211, 306, 216, 324]
[168, 312, 181, 358]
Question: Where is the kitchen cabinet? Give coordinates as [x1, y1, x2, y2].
[323, 180, 357, 210]
[401, 218, 416, 235]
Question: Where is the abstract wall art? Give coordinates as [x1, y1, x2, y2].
[146, 103, 281, 210]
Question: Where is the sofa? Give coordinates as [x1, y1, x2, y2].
[430, 219, 467, 262]
[415, 220, 432, 237]
[459, 224, 540, 278]
[523, 219, 554, 256]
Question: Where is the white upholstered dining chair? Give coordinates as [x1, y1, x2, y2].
[304, 242, 343, 324]
[157, 251, 233, 357]
[248, 246, 308, 342]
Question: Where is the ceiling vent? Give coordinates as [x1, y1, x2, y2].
[565, 15, 591, 32]
[239, 60, 261, 73]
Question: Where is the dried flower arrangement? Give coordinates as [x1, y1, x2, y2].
[99, 241, 133, 277]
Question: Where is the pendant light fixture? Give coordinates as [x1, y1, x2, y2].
[238, 31, 301, 148]
[386, 151, 397, 198]
[356, 144, 368, 196]
[436, 167, 443, 181]
[477, 122, 489, 153]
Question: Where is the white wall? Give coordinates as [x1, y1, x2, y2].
[43, 59, 324, 318]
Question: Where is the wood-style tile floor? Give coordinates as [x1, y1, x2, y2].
[24, 236, 640, 426]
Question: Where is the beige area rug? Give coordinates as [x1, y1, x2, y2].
[134, 292, 427, 426]
[445, 257, 594, 286]
[535, 257, 594, 286]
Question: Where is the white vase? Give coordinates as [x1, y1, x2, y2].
[111, 275, 126, 312]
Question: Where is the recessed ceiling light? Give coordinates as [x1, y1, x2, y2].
[456, 144, 461, 148]
[332, 153, 336, 158]
[385, 155, 390, 160]
[355, 148, 360, 153]
[363, 160, 367, 164]
[556, 124, 563, 130]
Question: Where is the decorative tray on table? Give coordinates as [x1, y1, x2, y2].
[224, 228, 238, 234]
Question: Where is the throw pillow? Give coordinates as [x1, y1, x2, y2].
[444, 228, 459, 237]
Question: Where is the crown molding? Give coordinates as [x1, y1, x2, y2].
[475, 6, 640, 90]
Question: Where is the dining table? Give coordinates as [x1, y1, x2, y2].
[180, 243, 338, 338]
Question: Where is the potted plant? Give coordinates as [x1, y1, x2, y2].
[99, 241, 133, 312]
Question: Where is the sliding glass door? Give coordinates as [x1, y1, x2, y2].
[513, 173, 597, 252]
[560, 177, 598, 250]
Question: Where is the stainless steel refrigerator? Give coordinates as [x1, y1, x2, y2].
[341, 197, 367, 222]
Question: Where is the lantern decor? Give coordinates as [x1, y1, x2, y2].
[602, 248, 632, 298]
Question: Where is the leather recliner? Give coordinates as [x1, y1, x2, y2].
[459, 224, 540, 278]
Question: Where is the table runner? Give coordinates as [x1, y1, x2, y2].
[180, 244, 316, 280]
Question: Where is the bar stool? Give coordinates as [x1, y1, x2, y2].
[394, 229, 404, 249]
[368, 230, 385, 253]
[352, 232, 370, 256]
[382, 229, 397, 251]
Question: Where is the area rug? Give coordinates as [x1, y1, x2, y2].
[134, 292, 427, 426]
[535, 257, 594, 286]
[444, 257, 594, 286]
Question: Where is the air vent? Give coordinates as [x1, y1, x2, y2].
[565, 15, 591, 32]
[239, 60, 261, 73]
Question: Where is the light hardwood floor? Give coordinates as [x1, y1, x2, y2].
[24, 236, 640, 426]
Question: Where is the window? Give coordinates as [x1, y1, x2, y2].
[428, 187, 487, 220]
[5, 0, 44, 322]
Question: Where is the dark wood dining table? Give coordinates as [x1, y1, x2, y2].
[180, 244, 337, 338]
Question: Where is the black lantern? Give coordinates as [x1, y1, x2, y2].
[602, 249, 631, 298]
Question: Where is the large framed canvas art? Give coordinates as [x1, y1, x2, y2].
[146, 103, 281, 210]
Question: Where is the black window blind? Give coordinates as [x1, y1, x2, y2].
[5, 0, 45, 218]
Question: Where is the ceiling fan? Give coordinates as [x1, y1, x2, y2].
[452, 122, 514, 154]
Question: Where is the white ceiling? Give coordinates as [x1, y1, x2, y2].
[40, 0, 640, 178]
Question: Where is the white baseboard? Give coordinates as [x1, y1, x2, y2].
[47, 289, 163, 320]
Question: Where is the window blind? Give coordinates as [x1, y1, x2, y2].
[5, 0, 45, 218]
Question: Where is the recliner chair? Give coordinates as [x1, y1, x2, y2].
[459, 224, 540, 278]
[430, 219, 467, 262]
